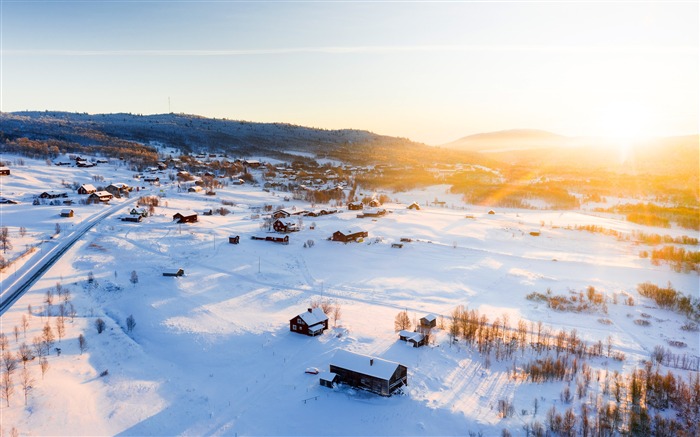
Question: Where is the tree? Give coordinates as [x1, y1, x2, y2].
[45, 288, 54, 315]
[0, 226, 12, 253]
[2, 350, 17, 376]
[20, 366, 33, 406]
[78, 334, 87, 354]
[1, 370, 13, 407]
[13, 325, 19, 343]
[19, 226, 27, 237]
[130, 270, 139, 286]
[17, 343, 33, 368]
[126, 314, 136, 333]
[42, 322, 55, 351]
[55, 223, 61, 234]
[40, 357, 49, 379]
[0, 333, 7, 353]
[95, 318, 106, 334]
[21, 314, 29, 338]
[394, 310, 412, 332]
[332, 304, 342, 327]
[55, 317, 65, 343]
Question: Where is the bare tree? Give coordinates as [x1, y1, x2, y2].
[17, 343, 33, 368]
[68, 302, 77, 322]
[2, 350, 17, 376]
[45, 288, 54, 315]
[0, 226, 12, 253]
[394, 310, 412, 332]
[55, 317, 65, 343]
[32, 336, 45, 358]
[0, 333, 7, 353]
[19, 226, 27, 237]
[126, 314, 136, 333]
[21, 314, 29, 339]
[13, 325, 19, 343]
[42, 322, 55, 352]
[55, 223, 61, 234]
[332, 304, 342, 327]
[20, 366, 33, 406]
[130, 270, 139, 286]
[78, 334, 87, 354]
[1, 370, 13, 406]
[40, 357, 49, 379]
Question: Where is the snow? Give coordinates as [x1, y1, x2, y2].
[298, 308, 328, 326]
[0, 154, 698, 435]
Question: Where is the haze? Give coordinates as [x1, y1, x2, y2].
[2, 1, 698, 144]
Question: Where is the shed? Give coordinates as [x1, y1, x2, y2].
[60, 209, 74, 218]
[228, 236, 240, 244]
[163, 269, 184, 277]
[329, 350, 407, 396]
[319, 372, 339, 389]
[407, 202, 421, 210]
[0, 167, 10, 176]
[419, 314, 437, 329]
[347, 202, 364, 211]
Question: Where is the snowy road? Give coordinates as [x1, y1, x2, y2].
[0, 197, 137, 315]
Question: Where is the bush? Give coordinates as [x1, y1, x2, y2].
[95, 318, 106, 334]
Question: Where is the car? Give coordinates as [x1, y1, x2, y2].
[305, 367, 319, 374]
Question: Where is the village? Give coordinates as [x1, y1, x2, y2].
[0, 150, 698, 436]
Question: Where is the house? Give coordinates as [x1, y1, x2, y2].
[271, 208, 292, 219]
[488, 209, 496, 215]
[121, 215, 142, 223]
[173, 211, 198, 223]
[60, 209, 74, 218]
[391, 243, 403, 249]
[368, 199, 382, 207]
[358, 208, 387, 218]
[228, 236, 240, 244]
[202, 209, 214, 216]
[407, 202, 421, 210]
[130, 208, 148, 217]
[273, 219, 299, 233]
[105, 183, 129, 198]
[348, 202, 364, 211]
[289, 307, 329, 336]
[77, 184, 97, 195]
[0, 167, 10, 176]
[163, 268, 184, 277]
[419, 314, 437, 331]
[328, 350, 408, 396]
[88, 191, 113, 203]
[398, 330, 426, 348]
[187, 186, 203, 193]
[331, 229, 368, 243]
[38, 191, 68, 199]
[144, 176, 160, 183]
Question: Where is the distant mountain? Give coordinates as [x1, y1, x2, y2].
[442, 129, 571, 152]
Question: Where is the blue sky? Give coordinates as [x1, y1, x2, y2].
[2, 1, 697, 144]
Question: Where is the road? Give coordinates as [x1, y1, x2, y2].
[0, 197, 138, 316]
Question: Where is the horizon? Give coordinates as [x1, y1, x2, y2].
[2, 2, 698, 145]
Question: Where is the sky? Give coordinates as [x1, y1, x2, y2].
[1, 1, 698, 145]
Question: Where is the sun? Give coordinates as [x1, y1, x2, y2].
[597, 102, 655, 141]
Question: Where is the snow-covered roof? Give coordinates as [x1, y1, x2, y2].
[422, 314, 436, 323]
[319, 372, 338, 382]
[92, 191, 112, 197]
[339, 228, 365, 236]
[174, 210, 198, 217]
[399, 330, 425, 343]
[331, 349, 404, 381]
[298, 308, 328, 326]
[81, 184, 97, 191]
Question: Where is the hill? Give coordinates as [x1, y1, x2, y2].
[442, 129, 571, 153]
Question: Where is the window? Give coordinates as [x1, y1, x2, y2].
[292, 325, 297, 331]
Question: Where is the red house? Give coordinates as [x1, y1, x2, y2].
[290, 308, 329, 336]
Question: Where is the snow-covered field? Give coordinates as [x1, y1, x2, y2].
[0, 155, 698, 436]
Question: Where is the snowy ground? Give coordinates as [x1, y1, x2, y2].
[0, 155, 698, 436]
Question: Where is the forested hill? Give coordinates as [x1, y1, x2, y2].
[0, 111, 492, 168]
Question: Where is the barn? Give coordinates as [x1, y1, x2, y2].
[329, 350, 408, 396]
[331, 229, 368, 243]
[290, 308, 329, 336]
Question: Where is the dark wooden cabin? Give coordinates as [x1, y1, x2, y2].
[228, 236, 240, 244]
[173, 211, 198, 223]
[163, 268, 184, 277]
[331, 229, 368, 243]
[329, 350, 408, 396]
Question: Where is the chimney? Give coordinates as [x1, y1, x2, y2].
[370, 359, 374, 366]
[307, 308, 313, 313]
